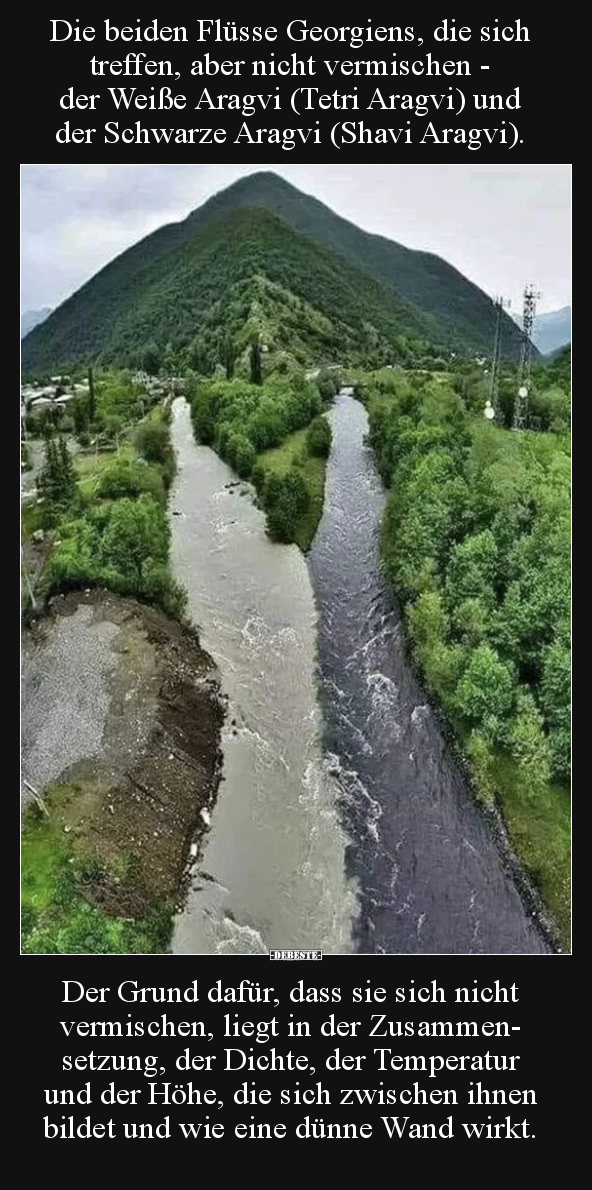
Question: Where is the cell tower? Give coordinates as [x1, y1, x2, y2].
[489, 295, 510, 419]
[512, 284, 541, 430]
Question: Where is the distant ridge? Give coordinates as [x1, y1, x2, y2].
[21, 308, 52, 339]
[532, 306, 571, 356]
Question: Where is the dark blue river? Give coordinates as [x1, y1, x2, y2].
[307, 392, 549, 954]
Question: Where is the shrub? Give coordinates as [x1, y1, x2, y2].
[135, 419, 170, 464]
[306, 415, 332, 458]
[264, 469, 310, 543]
[97, 458, 166, 505]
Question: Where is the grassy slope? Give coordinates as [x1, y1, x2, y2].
[491, 756, 570, 952]
[22, 784, 170, 954]
[257, 427, 326, 553]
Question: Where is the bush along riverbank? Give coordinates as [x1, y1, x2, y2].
[360, 368, 571, 952]
[188, 368, 337, 551]
[21, 379, 225, 954]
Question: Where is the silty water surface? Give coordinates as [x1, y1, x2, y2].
[170, 399, 356, 955]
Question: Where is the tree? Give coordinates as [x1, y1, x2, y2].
[100, 497, 168, 587]
[38, 435, 77, 511]
[88, 366, 96, 424]
[97, 458, 165, 505]
[162, 342, 176, 376]
[454, 644, 514, 741]
[249, 340, 262, 386]
[408, 591, 449, 652]
[306, 415, 332, 458]
[142, 342, 162, 376]
[445, 530, 499, 611]
[135, 419, 169, 464]
[49, 516, 100, 586]
[227, 434, 256, 478]
[465, 730, 496, 805]
[57, 436, 77, 499]
[540, 639, 571, 782]
[72, 396, 89, 437]
[507, 689, 552, 794]
[223, 334, 235, 380]
[264, 470, 310, 542]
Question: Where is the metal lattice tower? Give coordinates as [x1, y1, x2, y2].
[512, 284, 541, 430]
[489, 296, 510, 419]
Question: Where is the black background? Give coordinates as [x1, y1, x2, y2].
[23, 13, 573, 162]
[21, 955, 570, 1151]
[19, 8, 573, 1160]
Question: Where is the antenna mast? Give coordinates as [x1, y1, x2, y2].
[489, 295, 510, 420]
[512, 284, 541, 430]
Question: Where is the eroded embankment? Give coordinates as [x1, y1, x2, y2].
[21, 590, 225, 929]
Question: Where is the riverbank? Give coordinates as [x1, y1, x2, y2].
[21, 590, 225, 953]
[361, 370, 570, 952]
[21, 378, 226, 953]
[187, 372, 334, 552]
[308, 392, 550, 954]
[255, 425, 327, 552]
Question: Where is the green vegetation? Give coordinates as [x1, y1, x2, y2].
[21, 785, 172, 954]
[255, 427, 328, 551]
[22, 174, 524, 377]
[362, 367, 571, 949]
[47, 411, 184, 617]
[37, 435, 77, 517]
[306, 414, 332, 458]
[20, 173, 570, 954]
[21, 373, 184, 619]
[188, 370, 335, 549]
[22, 372, 191, 955]
[451, 345, 571, 433]
[184, 172, 525, 357]
[22, 208, 438, 375]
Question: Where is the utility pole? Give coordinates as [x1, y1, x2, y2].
[512, 285, 541, 431]
[489, 296, 510, 420]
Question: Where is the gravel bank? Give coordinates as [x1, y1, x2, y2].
[21, 590, 225, 917]
[21, 602, 119, 809]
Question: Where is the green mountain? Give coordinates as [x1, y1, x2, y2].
[186, 172, 524, 356]
[22, 172, 525, 374]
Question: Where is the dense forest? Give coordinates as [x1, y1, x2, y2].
[188, 366, 336, 548]
[185, 172, 525, 355]
[361, 361, 570, 944]
[23, 374, 184, 618]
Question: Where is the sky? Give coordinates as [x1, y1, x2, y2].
[21, 164, 571, 316]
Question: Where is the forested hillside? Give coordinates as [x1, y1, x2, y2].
[185, 172, 525, 357]
[22, 172, 525, 374]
